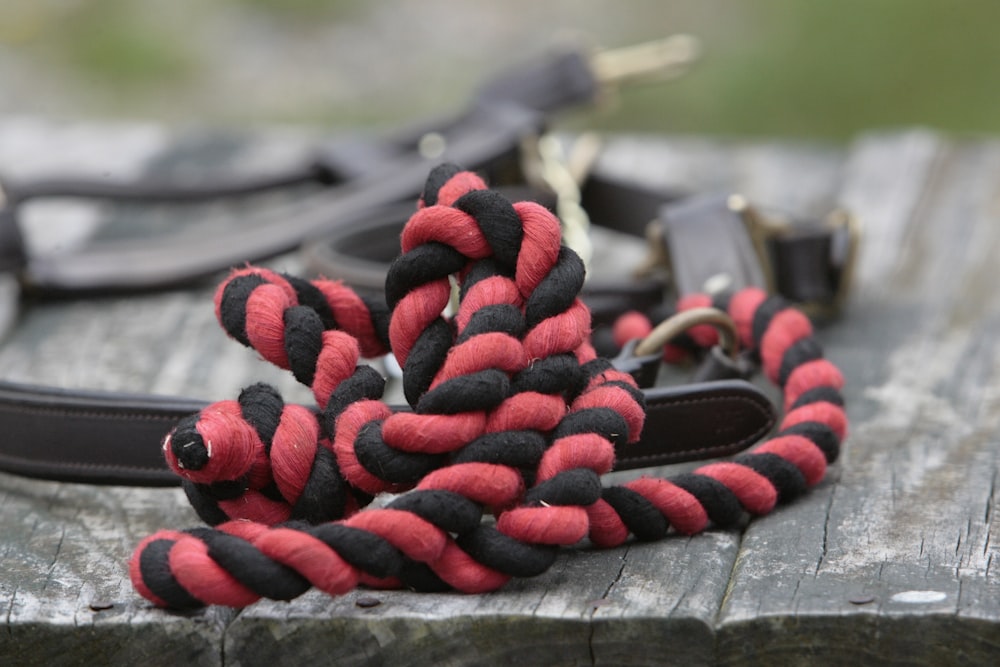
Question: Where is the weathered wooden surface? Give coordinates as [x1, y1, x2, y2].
[1, 119, 999, 665]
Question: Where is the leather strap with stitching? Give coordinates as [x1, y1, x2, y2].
[0, 37, 845, 489]
[0, 378, 775, 486]
[0, 163, 830, 487]
[0, 137, 839, 488]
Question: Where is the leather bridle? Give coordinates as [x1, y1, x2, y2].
[0, 36, 855, 487]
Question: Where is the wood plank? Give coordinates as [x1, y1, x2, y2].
[0, 121, 321, 665]
[0, 126, 846, 664]
[0, 473, 233, 665]
[716, 131, 1000, 665]
[24, 120, 995, 665]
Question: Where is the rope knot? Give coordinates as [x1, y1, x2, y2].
[131, 164, 847, 610]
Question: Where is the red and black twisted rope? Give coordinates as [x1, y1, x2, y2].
[587, 287, 845, 545]
[130, 165, 847, 609]
[141, 166, 589, 596]
[136, 165, 597, 603]
[164, 267, 389, 525]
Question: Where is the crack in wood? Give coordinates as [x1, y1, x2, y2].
[814, 490, 836, 575]
[4, 592, 14, 639]
[40, 527, 66, 592]
[585, 546, 630, 666]
[715, 524, 751, 626]
[986, 468, 997, 525]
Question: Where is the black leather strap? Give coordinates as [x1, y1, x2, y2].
[0, 378, 773, 485]
[579, 170, 686, 238]
[3, 105, 544, 294]
[656, 194, 767, 296]
[301, 174, 683, 302]
[305, 181, 847, 319]
[614, 380, 775, 471]
[656, 194, 852, 310]
[0, 158, 844, 487]
[0, 381, 206, 486]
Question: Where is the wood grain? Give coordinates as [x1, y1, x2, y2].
[715, 133, 1000, 665]
[2, 122, 998, 665]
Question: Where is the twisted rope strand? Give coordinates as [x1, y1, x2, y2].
[139, 168, 572, 604]
[335, 167, 597, 588]
[214, 266, 390, 407]
[587, 287, 846, 547]
[164, 265, 391, 524]
[131, 166, 848, 609]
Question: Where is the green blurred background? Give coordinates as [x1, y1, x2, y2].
[2, 0, 998, 141]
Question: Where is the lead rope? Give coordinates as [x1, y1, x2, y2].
[129, 165, 847, 609]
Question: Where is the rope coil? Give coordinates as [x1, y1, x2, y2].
[130, 164, 847, 609]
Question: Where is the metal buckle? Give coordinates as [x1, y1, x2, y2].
[613, 306, 749, 387]
[737, 197, 861, 320]
[633, 306, 738, 359]
[640, 193, 860, 319]
[519, 33, 704, 275]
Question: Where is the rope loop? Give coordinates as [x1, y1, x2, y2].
[131, 165, 848, 609]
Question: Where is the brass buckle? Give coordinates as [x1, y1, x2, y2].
[736, 196, 861, 320]
[633, 306, 738, 359]
[520, 33, 703, 275]
[613, 306, 746, 387]
[589, 34, 702, 88]
[640, 194, 861, 319]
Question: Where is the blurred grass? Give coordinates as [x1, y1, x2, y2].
[2, 0, 1000, 140]
[602, 0, 1000, 139]
[58, 2, 194, 84]
[0, 0, 195, 84]
[231, 0, 360, 19]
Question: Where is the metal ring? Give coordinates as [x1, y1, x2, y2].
[632, 307, 740, 359]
